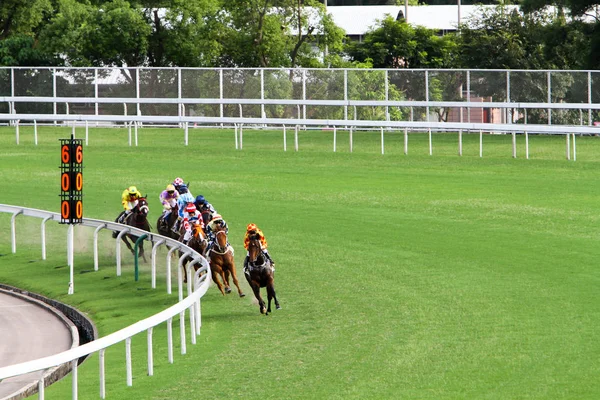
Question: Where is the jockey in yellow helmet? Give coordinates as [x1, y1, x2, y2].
[118, 186, 142, 224]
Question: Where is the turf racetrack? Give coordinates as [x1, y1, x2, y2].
[0, 126, 599, 399]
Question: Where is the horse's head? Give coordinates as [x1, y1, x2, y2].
[214, 222, 228, 251]
[247, 234, 265, 266]
[190, 224, 208, 252]
[135, 197, 149, 216]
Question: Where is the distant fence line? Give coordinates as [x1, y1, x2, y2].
[2, 66, 600, 126]
[0, 204, 211, 400]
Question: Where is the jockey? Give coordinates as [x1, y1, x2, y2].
[159, 184, 179, 221]
[118, 186, 142, 224]
[194, 195, 217, 225]
[173, 184, 195, 234]
[181, 203, 203, 245]
[243, 223, 274, 269]
[205, 213, 227, 253]
[172, 177, 185, 194]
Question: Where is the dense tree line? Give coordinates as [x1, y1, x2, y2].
[0, 0, 598, 71]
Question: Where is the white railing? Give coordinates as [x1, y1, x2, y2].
[0, 204, 211, 399]
[0, 112, 586, 160]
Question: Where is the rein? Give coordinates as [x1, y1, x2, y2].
[211, 230, 232, 255]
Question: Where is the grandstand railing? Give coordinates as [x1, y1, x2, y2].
[0, 204, 211, 399]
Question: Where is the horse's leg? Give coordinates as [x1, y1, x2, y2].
[210, 266, 226, 296]
[122, 236, 135, 255]
[227, 258, 245, 297]
[267, 281, 281, 311]
[220, 268, 231, 294]
[252, 282, 266, 314]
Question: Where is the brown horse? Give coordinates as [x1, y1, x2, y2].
[245, 233, 280, 315]
[115, 197, 151, 262]
[208, 224, 245, 297]
[157, 203, 179, 240]
[181, 224, 208, 283]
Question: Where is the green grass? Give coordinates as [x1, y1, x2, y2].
[1, 125, 599, 399]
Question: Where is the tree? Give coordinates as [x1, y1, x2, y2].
[345, 16, 458, 69]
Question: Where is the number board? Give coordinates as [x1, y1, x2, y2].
[59, 137, 84, 224]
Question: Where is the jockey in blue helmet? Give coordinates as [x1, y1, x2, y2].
[194, 195, 217, 226]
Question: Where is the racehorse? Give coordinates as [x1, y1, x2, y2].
[244, 233, 280, 315]
[157, 203, 179, 240]
[181, 224, 208, 283]
[208, 222, 245, 297]
[115, 197, 151, 263]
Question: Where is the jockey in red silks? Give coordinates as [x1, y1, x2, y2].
[181, 203, 203, 245]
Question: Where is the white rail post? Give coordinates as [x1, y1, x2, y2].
[283, 125, 287, 152]
[349, 127, 353, 153]
[15, 119, 19, 144]
[187, 266, 197, 339]
[428, 128, 432, 155]
[147, 327, 154, 376]
[180, 309, 187, 355]
[458, 129, 463, 156]
[93, 224, 106, 271]
[479, 129, 483, 158]
[525, 131, 530, 159]
[41, 215, 52, 260]
[71, 359, 78, 400]
[34, 120, 38, 145]
[72, 124, 75, 139]
[99, 349, 106, 399]
[178, 251, 192, 301]
[85, 120, 89, 145]
[128, 122, 132, 146]
[184, 122, 189, 146]
[404, 128, 408, 155]
[189, 304, 196, 344]
[151, 239, 165, 289]
[566, 133, 571, 160]
[234, 124, 239, 149]
[134, 122, 139, 146]
[294, 125, 299, 151]
[126, 337, 132, 386]
[240, 124, 244, 150]
[166, 246, 178, 294]
[572, 133, 577, 161]
[167, 318, 174, 364]
[38, 375, 45, 400]
[116, 228, 130, 276]
[333, 126, 337, 152]
[380, 127, 384, 155]
[512, 131, 516, 158]
[68, 224, 74, 295]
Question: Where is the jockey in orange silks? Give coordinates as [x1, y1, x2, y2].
[243, 223, 274, 269]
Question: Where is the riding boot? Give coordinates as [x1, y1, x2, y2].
[243, 256, 250, 276]
[172, 219, 180, 234]
[264, 251, 275, 270]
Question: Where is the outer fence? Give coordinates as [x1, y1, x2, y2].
[0, 204, 212, 399]
[2, 67, 600, 126]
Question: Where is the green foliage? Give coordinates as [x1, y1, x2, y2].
[0, 34, 60, 66]
[0, 0, 53, 38]
[346, 16, 458, 69]
[39, 0, 151, 68]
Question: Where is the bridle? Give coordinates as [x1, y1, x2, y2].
[211, 229, 231, 255]
[248, 238, 266, 267]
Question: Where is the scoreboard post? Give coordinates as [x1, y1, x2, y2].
[60, 135, 83, 224]
[60, 134, 83, 295]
